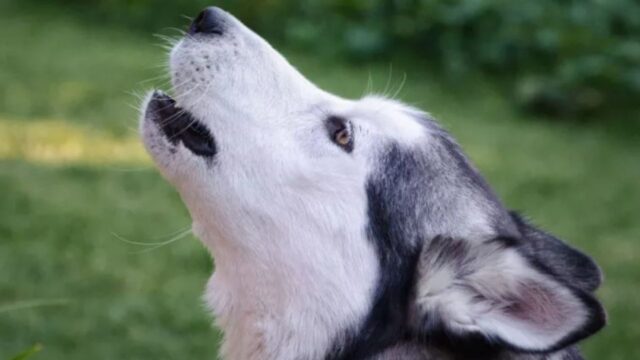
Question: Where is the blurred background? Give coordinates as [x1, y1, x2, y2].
[1, 0, 638, 359]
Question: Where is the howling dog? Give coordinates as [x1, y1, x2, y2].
[140, 7, 605, 360]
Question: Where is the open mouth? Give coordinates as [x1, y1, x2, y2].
[144, 91, 217, 158]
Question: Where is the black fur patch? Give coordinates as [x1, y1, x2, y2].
[327, 144, 424, 359]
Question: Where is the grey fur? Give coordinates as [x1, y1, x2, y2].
[344, 119, 605, 359]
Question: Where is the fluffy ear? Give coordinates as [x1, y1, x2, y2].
[411, 236, 606, 353]
[510, 212, 603, 293]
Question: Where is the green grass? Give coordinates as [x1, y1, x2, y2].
[1, 3, 639, 359]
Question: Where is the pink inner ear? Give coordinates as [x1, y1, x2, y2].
[502, 280, 571, 330]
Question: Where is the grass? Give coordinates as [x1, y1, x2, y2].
[1, 2, 639, 359]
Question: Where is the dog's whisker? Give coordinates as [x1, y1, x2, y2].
[153, 33, 181, 44]
[140, 83, 199, 121]
[155, 43, 176, 52]
[155, 109, 188, 127]
[170, 76, 205, 95]
[362, 71, 374, 97]
[129, 230, 193, 254]
[165, 26, 188, 35]
[126, 102, 141, 113]
[137, 74, 171, 86]
[382, 63, 394, 97]
[165, 83, 215, 140]
[171, 80, 213, 114]
[124, 124, 142, 134]
[151, 62, 172, 70]
[190, 79, 215, 106]
[130, 92, 147, 101]
[112, 227, 192, 248]
[390, 72, 407, 100]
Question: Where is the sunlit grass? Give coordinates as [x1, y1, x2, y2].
[0, 119, 149, 165]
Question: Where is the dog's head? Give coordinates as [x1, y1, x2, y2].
[140, 7, 604, 358]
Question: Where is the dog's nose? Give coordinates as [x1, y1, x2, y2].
[189, 7, 225, 35]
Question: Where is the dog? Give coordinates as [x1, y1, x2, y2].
[140, 7, 605, 359]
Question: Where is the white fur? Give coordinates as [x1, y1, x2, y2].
[141, 8, 430, 359]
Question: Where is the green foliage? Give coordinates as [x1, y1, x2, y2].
[10, 344, 41, 360]
[26, 0, 638, 116]
[283, 0, 640, 116]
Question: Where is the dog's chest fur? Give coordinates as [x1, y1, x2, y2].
[197, 225, 379, 359]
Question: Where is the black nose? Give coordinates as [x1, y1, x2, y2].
[189, 7, 225, 35]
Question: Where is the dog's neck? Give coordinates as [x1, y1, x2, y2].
[193, 220, 379, 359]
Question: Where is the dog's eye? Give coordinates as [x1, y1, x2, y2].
[326, 116, 353, 153]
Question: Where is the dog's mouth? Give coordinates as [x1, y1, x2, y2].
[144, 91, 217, 158]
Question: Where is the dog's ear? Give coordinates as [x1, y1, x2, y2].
[410, 236, 606, 353]
[511, 212, 602, 293]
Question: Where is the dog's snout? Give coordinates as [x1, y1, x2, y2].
[189, 7, 225, 35]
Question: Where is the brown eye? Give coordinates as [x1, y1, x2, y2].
[326, 116, 354, 153]
[335, 128, 351, 146]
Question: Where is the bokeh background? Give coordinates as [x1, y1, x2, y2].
[1, 0, 639, 359]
